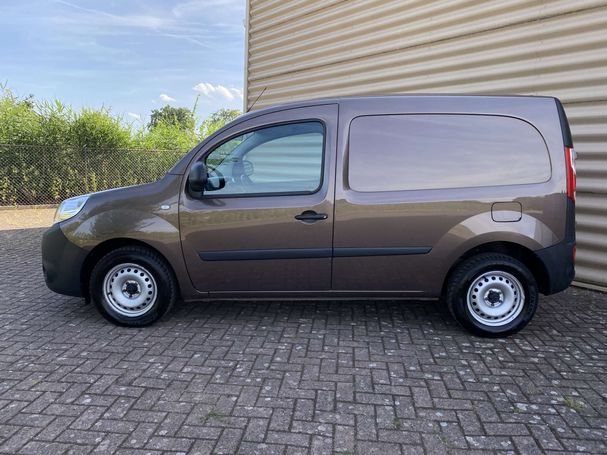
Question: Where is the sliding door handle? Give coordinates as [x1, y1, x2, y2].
[294, 210, 328, 223]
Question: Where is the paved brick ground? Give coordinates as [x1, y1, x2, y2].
[0, 228, 606, 454]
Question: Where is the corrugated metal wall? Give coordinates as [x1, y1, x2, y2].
[245, 0, 607, 289]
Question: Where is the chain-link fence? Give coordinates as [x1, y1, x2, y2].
[0, 144, 187, 206]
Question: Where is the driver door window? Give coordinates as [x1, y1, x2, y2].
[204, 122, 324, 196]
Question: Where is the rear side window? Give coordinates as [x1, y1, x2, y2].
[348, 114, 551, 192]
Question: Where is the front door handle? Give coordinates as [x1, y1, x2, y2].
[294, 210, 328, 223]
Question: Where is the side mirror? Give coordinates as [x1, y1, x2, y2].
[188, 161, 227, 197]
[188, 161, 208, 193]
[206, 169, 226, 191]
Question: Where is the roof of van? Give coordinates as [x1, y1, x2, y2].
[242, 94, 558, 119]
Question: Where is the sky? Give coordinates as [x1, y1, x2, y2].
[0, 0, 246, 124]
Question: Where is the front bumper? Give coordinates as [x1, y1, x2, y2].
[41, 223, 87, 297]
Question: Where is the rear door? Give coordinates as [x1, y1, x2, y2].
[179, 104, 338, 295]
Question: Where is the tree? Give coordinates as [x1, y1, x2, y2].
[37, 99, 74, 148]
[0, 87, 42, 145]
[148, 105, 194, 131]
[132, 121, 198, 151]
[199, 108, 241, 138]
[70, 108, 131, 151]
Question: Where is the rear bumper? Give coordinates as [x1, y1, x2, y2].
[41, 223, 87, 297]
[535, 198, 575, 295]
[535, 239, 575, 295]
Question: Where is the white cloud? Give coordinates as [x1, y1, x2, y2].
[193, 82, 243, 101]
[215, 85, 235, 100]
[159, 93, 176, 103]
[193, 82, 216, 96]
[230, 88, 243, 99]
[128, 112, 142, 121]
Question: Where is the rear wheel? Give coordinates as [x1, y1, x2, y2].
[445, 253, 538, 337]
[90, 246, 177, 326]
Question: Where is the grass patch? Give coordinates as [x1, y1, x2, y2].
[201, 408, 226, 424]
[563, 396, 585, 412]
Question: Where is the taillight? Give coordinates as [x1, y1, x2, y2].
[565, 146, 576, 203]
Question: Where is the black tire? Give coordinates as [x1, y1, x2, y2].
[89, 246, 177, 326]
[445, 253, 538, 337]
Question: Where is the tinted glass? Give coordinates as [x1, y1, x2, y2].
[348, 114, 551, 192]
[204, 122, 324, 196]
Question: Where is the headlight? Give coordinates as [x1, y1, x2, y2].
[54, 195, 90, 224]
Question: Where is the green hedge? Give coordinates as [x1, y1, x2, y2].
[0, 145, 185, 205]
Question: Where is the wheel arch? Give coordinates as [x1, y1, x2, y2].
[441, 241, 550, 297]
[80, 238, 179, 301]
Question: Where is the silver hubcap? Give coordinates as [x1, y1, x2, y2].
[103, 263, 157, 317]
[466, 271, 525, 327]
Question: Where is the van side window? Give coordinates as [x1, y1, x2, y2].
[204, 122, 324, 196]
[348, 114, 551, 192]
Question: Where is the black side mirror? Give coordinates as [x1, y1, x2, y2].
[188, 161, 227, 197]
[206, 169, 226, 191]
[188, 161, 208, 194]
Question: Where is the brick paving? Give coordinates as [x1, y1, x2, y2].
[0, 227, 606, 454]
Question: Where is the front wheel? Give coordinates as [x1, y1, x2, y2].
[89, 246, 177, 326]
[445, 253, 538, 337]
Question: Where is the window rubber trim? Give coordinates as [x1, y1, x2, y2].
[195, 119, 328, 199]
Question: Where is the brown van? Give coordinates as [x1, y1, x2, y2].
[42, 95, 576, 337]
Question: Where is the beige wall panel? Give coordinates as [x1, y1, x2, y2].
[246, 0, 607, 288]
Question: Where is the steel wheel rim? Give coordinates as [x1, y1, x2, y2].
[466, 270, 525, 327]
[103, 263, 157, 317]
